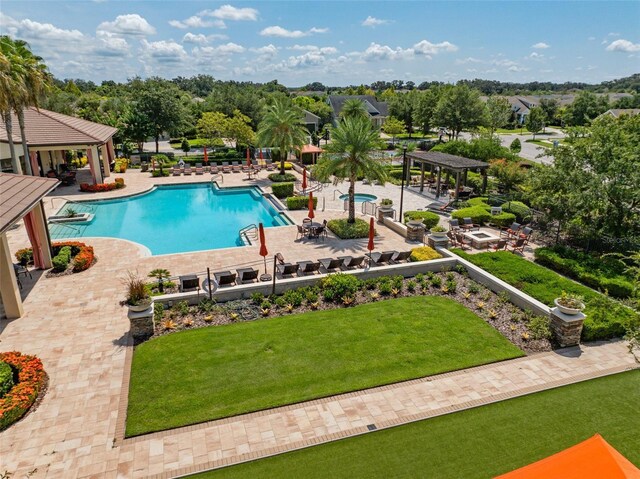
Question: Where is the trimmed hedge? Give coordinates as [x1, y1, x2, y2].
[403, 211, 440, 229]
[0, 351, 46, 431]
[534, 246, 634, 299]
[410, 246, 443, 262]
[491, 212, 517, 228]
[0, 362, 14, 398]
[16, 241, 95, 273]
[52, 246, 72, 272]
[451, 206, 492, 225]
[466, 197, 491, 209]
[271, 182, 294, 199]
[327, 218, 370, 239]
[501, 201, 531, 222]
[268, 173, 296, 182]
[287, 196, 318, 210]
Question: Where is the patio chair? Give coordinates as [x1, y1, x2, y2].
[265, 159, 275, 171]
[277, 263, 298, 277]
[172, 165, 181, 176]
[310, 226, 325, 241]
[195, 163, 204, 175]
[455, 233, 471, 250]
[449, 219, 460, 230]
[501, 222, 521, 238]
[214, 270, 237, 286]
[296, 225, 306, 240]
[447, 230, 459, 248]
[391, 251, 412, 263]
[179, 274, 199, 292]
[236, 267, 259, 284]
[461, 217, 480, 231]
[519, 226, 533, 239]
[251, 159, 262, 172]
[14, 258, 32, 280]
[319, 257, 342, 273]
[183, 165, 192, 175]
[296, 261, 321, 275]
[492, 239, 508, 251]
[509, 237, 527, 254]
[210, 164, 220, 174]
[338, 255, 366, 269]
[231, 161, 241, 173]
[370, 251, 396, 266]
[242, 162, 251, 173]
[221, 162, 231, 173]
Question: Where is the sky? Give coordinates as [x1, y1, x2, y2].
[1, 1, 639, 87]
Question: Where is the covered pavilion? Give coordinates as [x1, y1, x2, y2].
[406, 150, 490, 201]
[0, 173, 59, 319]
[0, 107, 118, 185]
[297, 144, 324, 165]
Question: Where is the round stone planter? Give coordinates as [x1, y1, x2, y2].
[554, 298, 585, 316]
[127, 299, 152, 313]
[430, 229, 448, 239]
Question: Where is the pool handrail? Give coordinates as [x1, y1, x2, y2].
[332, 189, 345, 200]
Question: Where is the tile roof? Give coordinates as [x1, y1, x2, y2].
[408, 150, 490, 171]
[0, 107, 118, 147]
[0, 173, 59, 234]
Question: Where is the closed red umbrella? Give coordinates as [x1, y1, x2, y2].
[302, 168, 307, 191]
[259, 223, 268, 274]
[203, 146, 208, 164]
[259, 148, 264, 163]
[246, 147, 251, 168]
[308, 191, 315, 219]
[367, 217, 375, 253]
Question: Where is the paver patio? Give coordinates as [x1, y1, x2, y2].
[0, 169, 637, 478]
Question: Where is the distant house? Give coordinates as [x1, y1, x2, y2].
[327, 95, 388, 128]
[598, 108, 640, 119]
[302, 110, 320, 132]
[505, 96, 536, 125]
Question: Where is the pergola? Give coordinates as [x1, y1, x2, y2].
[0, 173, 59, 319]
[406, 150, 490, 201]
[297, 144, 324, 165]
[0, 107, 118, 185]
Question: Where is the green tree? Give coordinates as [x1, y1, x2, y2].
[539, 98, 559, 126]
[180, 138, 190, 156]
[388, 92, 416, 137]
[488, 159, 526, 193]
[197, 111, 228, 146]
[525, 106, 546, 139]
[382, 116, 406, 146]
[314, 117, 386, 223]
[123, 109, 153, 153]
[256, 97, 308, 175]
[413, 88, 440, 135]
[340, 99, 369, 121]
[434, 84, 485, 139]
[225, 109, 255, 149]
[564, 91, 609, 126]
[510, 138, 521, 154]
[484, 96, 512, 136]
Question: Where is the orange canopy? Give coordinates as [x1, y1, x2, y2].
[495, 434, 640, 479]
[298, 144, 323, 154]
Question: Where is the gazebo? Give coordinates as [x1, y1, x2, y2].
[0, 107, 118, 185]
[297, 144, 324, 165]
[0, 173, 59, 319]
[407, 150, 490, 201]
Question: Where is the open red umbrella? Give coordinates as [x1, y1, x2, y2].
[203, 146, 208, 165]
[367, 217, 375, 253]
[301, 168, 307, 191]
[308, 191, 315, 219]
[258, 223, 268, 274]
[246, 147, 251, 168]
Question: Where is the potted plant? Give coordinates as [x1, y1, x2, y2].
[554, 291, 585, 315]
[122, 271, 152, 312]
[148, 268, 171, 293]
[430, 225, 448, 238]
[379, 198, 393, 209]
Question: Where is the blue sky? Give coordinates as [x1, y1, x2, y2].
[2, 1, 639, 86]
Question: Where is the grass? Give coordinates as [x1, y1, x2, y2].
[453, 251, 639, 341]
[126, 296, 522, 436]
[193, 370, 640, 478]
[525, 139, 551, 148]
[169, 138, 220, 149]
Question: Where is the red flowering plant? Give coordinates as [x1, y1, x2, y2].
[80, 179, 124, 192]
[14, 241, 95, 272]
[0, 351, 47, 431]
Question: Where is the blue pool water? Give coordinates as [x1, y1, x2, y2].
[49, 184, 291, 255]
[339, 193, 378, 203]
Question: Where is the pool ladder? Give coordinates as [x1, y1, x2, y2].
[238, 223, 258, 245]
[50, 197, 96, 214]
[211, 175, 223, 186]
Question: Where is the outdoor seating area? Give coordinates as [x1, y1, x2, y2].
[446, 217, 535, 254]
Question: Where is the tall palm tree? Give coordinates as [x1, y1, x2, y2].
[340, 98, 369, 121]
[0, 36, 26, 174]
[314, 117, 387, 223]
[256, 97, 308, 175]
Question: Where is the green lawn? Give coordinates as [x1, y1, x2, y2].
[453, 251, 639, 341]
[525, 139, 551, 148]
[126, 296, 523, 436]
[193, 370, 640, 478]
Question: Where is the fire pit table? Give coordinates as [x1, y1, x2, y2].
[463, 230, 500, 249]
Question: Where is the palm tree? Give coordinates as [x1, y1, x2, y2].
[340, 99, 369, 121]
[314, 117, 387, 223]
[0, 36, 26, 174]
[256, 97, 308, 175]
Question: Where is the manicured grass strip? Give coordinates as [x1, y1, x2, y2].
[454, 250, 639, 341]
[193, 370, 640, 479]
[126, 296, 522, 436]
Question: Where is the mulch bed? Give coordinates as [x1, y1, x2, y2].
[149, 271, 553, 354]
[45, 257, 98, 278]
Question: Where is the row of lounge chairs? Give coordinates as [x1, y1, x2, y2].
[172, 160, 277, 176]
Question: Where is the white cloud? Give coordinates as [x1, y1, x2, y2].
[182, 32, 227, 44]
[456, 57, 483, 64]
[531, 42, 550, 49]
[1, 13, 85, 42]
[251, 44, 279, 60]
[413, 39, 458, 55]
[95, 31, 129, 56]
[207, 4, 258, 21]
[141, 39, 186, 62]
[362, 42, 413, 61]
[529, 52, 544, 59]
[608, 32, 620, 37]
[508, 65, 529, 72]
[606, 39, 640, 53]
[193, 42, 245, 61]
[260, 25, 328, 38]
[362, 16, 389, 27]
[169, 16, 223, 29]
[98, 14, 156, 36]
[288, 44, 337, 54]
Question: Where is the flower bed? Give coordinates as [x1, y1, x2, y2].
[327, 218, 370, 239]
[15, 241, 95, 275]
[80, 178, 124, 192]
[0, 351, 47, 431]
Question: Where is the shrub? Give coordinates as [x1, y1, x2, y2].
[410, 246, 443, 262]
[403, 211, 440, 229]
[79, 181, 124, 192]
[271, 182, 294, 199]
[287, 196, 318, 210]
[281, 289, 304, 307]
[528, 316, 552, 340]
[115, 177, 125, 188]
[327, 218, 370, 239]
[320, 273, 361, 302]
[15, 248, 33, 264]
[501, 201, 531, 222]
[72, 244, 95, 272]
[151, 170, 170, 177]
[52, 246, 72, 272]
[268, 173, 296, 182]
[0, 362, 14, 398]
[0, 351, 46, 431]
[490, 212, 518, 228]
[451, 206, 492, 225]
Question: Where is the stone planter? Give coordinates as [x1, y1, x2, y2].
[554, 298, 585, 316]
[377, 207, 395, 223]
[127, 298, 152, 313]
[430, 229, 448, 239]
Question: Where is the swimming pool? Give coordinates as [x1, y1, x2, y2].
[49, 184, 291, 255]
[338, 193, 378, 203]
